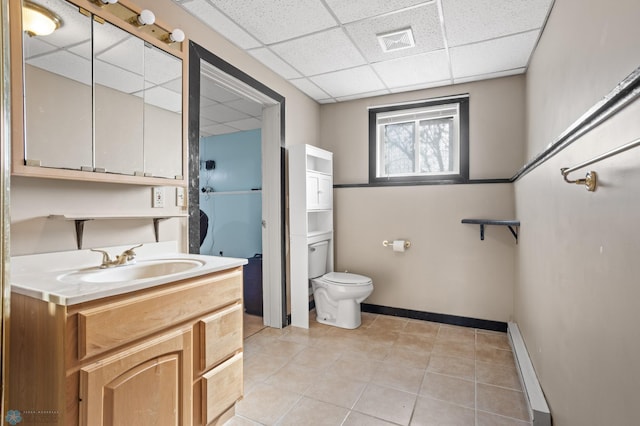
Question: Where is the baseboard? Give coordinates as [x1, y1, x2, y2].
[361, 303, 507, 332]
[508, 322, 551, 426]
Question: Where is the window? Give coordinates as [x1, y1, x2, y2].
[369, 95, 469, 184]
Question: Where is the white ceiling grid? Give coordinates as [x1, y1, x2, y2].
[177, 0, 554, 104]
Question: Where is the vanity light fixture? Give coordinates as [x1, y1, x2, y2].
[22, 1, 62, 37]
[92, 0, 118, 6]
[165, 28, 185, 44]
[132, 9, 155, 26]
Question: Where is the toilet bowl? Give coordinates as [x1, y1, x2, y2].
[308, 241, 373, 329]
[311, 272, 373, 329]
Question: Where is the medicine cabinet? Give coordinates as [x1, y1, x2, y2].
[11, 0, 186, 185]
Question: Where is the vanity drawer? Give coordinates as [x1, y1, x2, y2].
[201, 352, 243, 425]
[77, 269, 242, 359]
[198, 303, 243, 372]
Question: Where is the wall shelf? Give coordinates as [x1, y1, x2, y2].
[48, 214, 188, 249]
[461, 219, 520, 243]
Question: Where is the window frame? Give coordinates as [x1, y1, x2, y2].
[368, 95, 469, 185]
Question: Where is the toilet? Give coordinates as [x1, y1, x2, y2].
[308, 240, 373, 329]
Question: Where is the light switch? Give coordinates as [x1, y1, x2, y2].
[152, 187, 164, 208]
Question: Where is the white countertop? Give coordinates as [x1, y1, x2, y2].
[11, 242, 248, 306]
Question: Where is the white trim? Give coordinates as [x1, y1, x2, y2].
[508, 322, 552, 426]
[368, 93, 469, 110]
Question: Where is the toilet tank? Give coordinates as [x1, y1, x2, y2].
[308, 240, 329, 278]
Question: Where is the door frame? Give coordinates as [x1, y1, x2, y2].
[187, 41, 287, 328]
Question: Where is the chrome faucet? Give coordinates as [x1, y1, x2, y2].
[91, 244, 143, 268]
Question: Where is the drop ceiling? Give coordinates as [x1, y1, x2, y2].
[176, 0, 554, 103]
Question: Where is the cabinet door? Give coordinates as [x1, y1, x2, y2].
[79, 329, 192, 426]
[306, 173, 332, 210]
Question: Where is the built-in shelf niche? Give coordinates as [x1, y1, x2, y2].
[307, 211, 332, 235]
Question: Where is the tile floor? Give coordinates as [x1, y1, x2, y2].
[244, 313, 267, 338]
[227, 312, 531, 426]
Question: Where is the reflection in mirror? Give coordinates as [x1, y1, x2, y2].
[23, 0, 92, 170]
[93, 19, 144, 175]
[143, 45, 182, 179]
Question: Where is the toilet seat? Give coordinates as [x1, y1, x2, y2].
[322, 272, 372, 286]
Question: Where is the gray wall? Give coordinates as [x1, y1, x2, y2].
[516, 0, 640, 424]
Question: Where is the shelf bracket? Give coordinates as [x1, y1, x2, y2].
[74, 219, 93, 250]
[461, 219, 520, 244]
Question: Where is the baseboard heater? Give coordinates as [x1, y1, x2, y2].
[508, 322, 551, 426]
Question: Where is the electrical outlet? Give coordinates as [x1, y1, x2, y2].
[176, 187, 186, 207]
[152, 187, 164, 208]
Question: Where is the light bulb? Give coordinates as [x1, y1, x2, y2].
[136, 9, 155, 26]
[168, 29, 185, 43]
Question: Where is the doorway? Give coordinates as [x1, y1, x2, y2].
[188, 42, 286, 329]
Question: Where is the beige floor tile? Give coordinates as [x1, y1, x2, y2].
[360, 312, 378, 328]
[477, 410, 532, 426]
[331, 353, 380, 382]
[304, 371, 367, 409]
[369, 315, 409, 332]
[371, 363, 425, 394]
[223, 415, 263, 425]
[279, 326, 329, 346]
[342, 340, 393, 361]
[383, 347, 431, 370]
[432, 339, 475, 360]
[394, 333, 435, 353]
[343, 411, 398, 426]
[290, 346, 341, 371]
[476, 331, 511, 350]
[235, 383, 301, 425]
[244, 313, 266, 338]
[419, 372, 475, 408]
[402, 320, 440, 338]
[437, 325, 476, 343]
[243, 353, 290, 383]
[477, 383, 530, 422]
[362, 328, 401, 345]
[275, 397, 349, 426]
[353, 383, 417, 425]
[476, 347, 516, 367]
[426, 354, 475, 381]
[265, 362, 319, 394]
[476, 361, 522, 390]
[410, 395, 475, 426]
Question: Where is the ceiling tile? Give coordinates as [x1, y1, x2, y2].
[94, 59, 144, 93]
[249, 48, 302, 79]
[201, 124, 238, 136]
[226, 117, 262, 131]
[324, 0, 432, 24]
[143, 86, 182, 113]
[346, 4, 443, 62]
[23, 38, 58, 59]
[200, 103, 249, 123]
[27, 51, 92, 86]
[450, 31, 538, 79]
[442, 0, 553, 47]
[372, 50, 450, 88]
[211, 0, 337, 44]
[95, 35, 144, 76]
[182, 0, 261, 49]
[200, 78, 242, 103]
[162, 78, 183, 94]
[271, 28, 366, 76]
[225, 98, 263, 117]
[453, 67, 526, 85]
[289, 78, 331, 100]
[388, 79, 451, 93]
[145, 48, 182, 85]
[336, 89, 391, 102]
[310, 66, 386, 98]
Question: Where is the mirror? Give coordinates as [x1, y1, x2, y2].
[23, 0, 92, 170]
[22, 0, 183, 179]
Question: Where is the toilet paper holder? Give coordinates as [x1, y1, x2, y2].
[382, 240, 411, 249]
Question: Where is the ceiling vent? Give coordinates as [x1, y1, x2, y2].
[377, 28, 415, 53]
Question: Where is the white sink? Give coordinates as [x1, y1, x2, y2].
[58, 258, 205, 284]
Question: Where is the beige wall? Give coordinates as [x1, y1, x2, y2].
[321, 75, 526, 184]
[321, 76, 526, 322]
[516, 0, 640, 424]
[11, 0, 320, 256]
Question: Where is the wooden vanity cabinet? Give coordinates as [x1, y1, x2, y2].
[9, 267, 244, 426]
